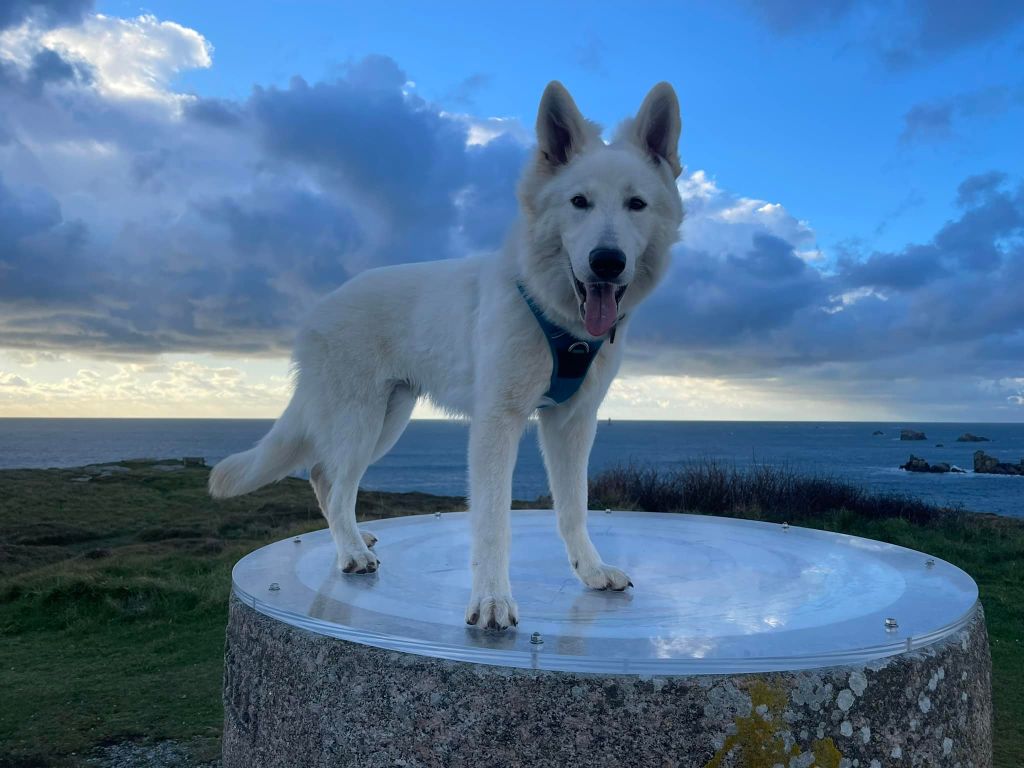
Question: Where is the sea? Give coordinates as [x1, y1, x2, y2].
[0, 419, 1021, 518]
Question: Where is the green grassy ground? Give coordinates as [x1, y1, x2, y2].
[0, 460, 1020, 766]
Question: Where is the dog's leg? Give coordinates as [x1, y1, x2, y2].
[465, 409, 526, 630]
[538, 405, 632, 591]
[317, 407, 388, 574]
[310, 464, 376, 549]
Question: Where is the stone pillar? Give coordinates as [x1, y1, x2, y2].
[223, 595, 991, 768]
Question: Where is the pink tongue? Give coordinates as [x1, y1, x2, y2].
[584, 283, 618, 336]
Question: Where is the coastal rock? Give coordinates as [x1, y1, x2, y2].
[872, 430, 884, 436]
[900, 456, 964, 474]
[974, 450, 1024, 476]
[956, 433, 990, 443]
[900, 429, 927, 441]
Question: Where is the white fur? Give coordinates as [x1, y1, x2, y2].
[209, 81, 684, 629]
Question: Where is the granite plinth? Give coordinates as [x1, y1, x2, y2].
[222, 512, 992, 767]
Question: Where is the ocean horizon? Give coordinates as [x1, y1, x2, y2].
[1, 417, 1021, 518]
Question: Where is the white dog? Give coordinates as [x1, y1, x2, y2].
[209, 81, 683, 630]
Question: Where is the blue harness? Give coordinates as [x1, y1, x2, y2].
[517, 283, 605, 409]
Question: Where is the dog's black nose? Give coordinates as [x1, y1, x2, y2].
[588, 248, 626, 280]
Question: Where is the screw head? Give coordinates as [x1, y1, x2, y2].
[268, 582, 281, 591]
[604, 508, 611, 514]
[884, 617, 898, 631]
[530, 631, 544, 645]
[434, 511, 442, 518]
[781, 522, 790, 531]
[925, 559, 935, 568]
[293, 537, 301, 543]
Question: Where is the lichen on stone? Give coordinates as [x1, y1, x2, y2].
[703, 682, 845, 768]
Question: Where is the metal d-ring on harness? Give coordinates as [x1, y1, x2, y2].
[517, 283, 613, 409]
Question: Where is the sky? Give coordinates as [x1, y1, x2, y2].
[0, 0, 1022, 421]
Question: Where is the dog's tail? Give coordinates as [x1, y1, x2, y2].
[208, 403, 307, 499]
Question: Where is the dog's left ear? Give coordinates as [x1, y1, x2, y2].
[630, 82, 682, 178]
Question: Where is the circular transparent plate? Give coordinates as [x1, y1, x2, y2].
[232, 510, 978, 675]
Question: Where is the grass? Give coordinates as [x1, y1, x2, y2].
[0, 461, 466, 767]
[0, 459, 1020, 766]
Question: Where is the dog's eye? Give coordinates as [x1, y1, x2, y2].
[570, 195, 589, 209]
[627, 196, 647, 211]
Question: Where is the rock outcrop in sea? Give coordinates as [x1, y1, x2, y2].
[900, 455, 965, 474]
[956, 433, 990, 443]
[900, 429, 927, 441]
[973, 451, 1024, 476]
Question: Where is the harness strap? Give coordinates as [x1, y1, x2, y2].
[517, 283, 603, 408]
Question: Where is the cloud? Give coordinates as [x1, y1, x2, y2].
[575, 34, 606, 75]
[37, 13, 212, 104]
[739, 0, 856, 35]
[741, 0, 1024, 68]
[0, 15, 529, 356]
[0, 0, 92, 32]
[441, 73, 491, 106]
[0, 356, 293, 416]
[900, 84, 1024, 143]
[1, 7, 1023, 420]
[626, 170, 1024, 405]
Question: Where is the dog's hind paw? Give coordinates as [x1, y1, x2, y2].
[575, 561, 632, 592]
[339, 549, 379, 575]
[465, 592, 519, 631]
[360, 530, 378, 549]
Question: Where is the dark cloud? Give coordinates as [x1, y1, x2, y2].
[901, 85, 1024, 144]
[903, 0, 1024, 58]
[634, 233, 830, 348]
[742, 0, 1024, 68]
[442, 73, 491, 106]
[0, 0, 92, 31]
[0, 48, 90, 96]
[575, 35, 607, 75]
[0, 175, 97, 306]
[900, 102, 953, 143]
[740, 0, 856, 35]
[0, 54, 529, 355]
[183, 97, 243, 128]
[630, 171, 1024, 387]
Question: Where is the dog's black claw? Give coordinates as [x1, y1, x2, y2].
[467, 612, 479, 626]
[628, 581, 634, 588]
[511, 616, 518, 627]
[342, 563, 355, 573]
[355, 567, 368, 574]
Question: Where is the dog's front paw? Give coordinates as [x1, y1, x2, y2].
[574, 559, 632, 591]
[465, 592, 519, 630]
[338, 548, 379, 575]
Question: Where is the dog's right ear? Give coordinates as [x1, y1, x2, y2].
[535, 81, 591, 171]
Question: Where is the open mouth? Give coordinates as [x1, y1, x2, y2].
[572, 274, 628, 337]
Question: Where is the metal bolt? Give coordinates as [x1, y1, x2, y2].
[885, 617, 898, 631]
[294, 537, 301, 543]
[605, 508, 611, 515]
[434, 511, 442, 518]
[781, 522, 790, 531]
[268, 582, 281, 591]
[530, 632, 544, 645]
[925, 559, 935, 568]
